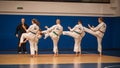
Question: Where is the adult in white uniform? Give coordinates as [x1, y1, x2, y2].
[84, 17, 106, 56]
[19, 19, 41, 57]
[42, 19, 63, 56]
[63, 20, 85, 56]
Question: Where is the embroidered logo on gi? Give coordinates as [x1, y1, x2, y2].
[56, 28, 60, 30]
[79, 28, 81, 30]
[34, 27, 37, 30]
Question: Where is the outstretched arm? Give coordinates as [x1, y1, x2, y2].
[68, 26, 72, 31]
[26, 25, 33, 33]
[45, 25, 56, 32]
[89, 23, 104, 31]
[88, 24, 95, 31]
[45, 26, 49, 29]
[68, 25, 77, 32]
[93, 23, 104, 31]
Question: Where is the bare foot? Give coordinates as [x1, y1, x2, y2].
[56, 52, 58, 56]
[31, 55, 35, 58]
[54, 54, 56, 57]
[99, 53, 102, 57]
[54, 53, 58, 57]
[36, 53, 38, 57]
[79, 52, 82, 56]
[76, 52, 79, 56]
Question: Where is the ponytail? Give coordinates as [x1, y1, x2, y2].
[32, 18, 40, 26]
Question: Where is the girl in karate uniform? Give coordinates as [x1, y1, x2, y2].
[19, 19, 41, 57]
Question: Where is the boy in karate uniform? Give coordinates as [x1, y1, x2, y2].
[42, 19, 63, 56]
[84, 17, 106, 56]
[63, 20, 85, 56]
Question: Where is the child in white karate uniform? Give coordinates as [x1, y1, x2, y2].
[63, 20, 85, 56]
[19, 19, 42, 57]
[84, 17, 106, 56]
[42, 19, 63, 56]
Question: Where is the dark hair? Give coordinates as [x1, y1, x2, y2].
[78, 20, 82, 23]
[32, 18, 40, 26]
[99, 17, 104, 22]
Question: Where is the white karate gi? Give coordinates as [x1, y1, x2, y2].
[33, 31, 42, 54]
[42, 24, 63, 54]
[63, 24, 85, 53]
[20, 24, 41, 55]
[84, 22, 106, 53]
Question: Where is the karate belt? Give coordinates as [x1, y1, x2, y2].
[30, 31, 36, 35]
[99, 30, 105, 34]
[53, 31, 58, 36]
[98, 25, 105, 34]
[98, 29, 105, 34]
[73, 30, 81, 35]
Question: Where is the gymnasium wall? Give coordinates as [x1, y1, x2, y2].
[0, 0, 120, 51]
[0, 1, 118, 16]
[0, 14, 120, 51]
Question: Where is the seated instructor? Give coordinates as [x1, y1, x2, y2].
[15, 18, 28, 54]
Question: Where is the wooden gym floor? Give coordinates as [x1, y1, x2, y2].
[0, 50, 120, 68]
